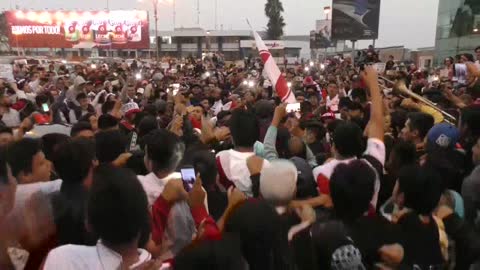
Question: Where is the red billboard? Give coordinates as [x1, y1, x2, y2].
[5, 10, 149, 49]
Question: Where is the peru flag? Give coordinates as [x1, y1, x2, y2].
[251, 30, 296, 103]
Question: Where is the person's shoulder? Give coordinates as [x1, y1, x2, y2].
[17, 179, 62, 196]
[313, 159, 341, 178]
[215, 149, 231, 158]
[44, 244, 94, 269]
[50, 244, 93, 254]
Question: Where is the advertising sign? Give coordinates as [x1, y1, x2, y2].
[5, 10, 149, 49]
[331, 0, 381, 40]
[310, 19, 335, 49]
[240, 40, 285, 50]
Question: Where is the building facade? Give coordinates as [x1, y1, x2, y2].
[435, 0, 480, 64]
[157, 28, 308, 61]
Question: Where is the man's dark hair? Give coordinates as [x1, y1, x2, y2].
[475, 46, 480, 53]
[390, 141, 416, 168]
[41, 133, 70, 162]
[390, 110, 407, 137]
[78, 113, 96, 123]
[350, 88, 367, 103]
[53, 138, 96, 185]
[460, 106, 480, 138]
[88, 166, 150, 246]
[7, 138, 42, 179]
[338, 97, 352, 110]
[101, 100, 116, 115]
[406, 112, 434, 140]
[230, 110, 259, 148]
[0, 126, 13, 136]
[332, 122, 364, 158]
[347, 102, 364, 112]
[330, 160, 376, 221]
[95, 130, 127, 163]
[397, 165, 443, 215]
[137, 116, 159, 138]
[71, 122, 93, 137]
[76, 92, 87, 101]
[98, 114, 119, 130]
[0, 149, 8, 185]
[175, 233, 244, 270]
[144, 129, 184, 174]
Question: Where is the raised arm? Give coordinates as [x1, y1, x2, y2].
[361, 66, 384, 142]
[263, 104, 287, 161]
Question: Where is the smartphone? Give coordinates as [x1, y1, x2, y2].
[180, 167, 196, 192]
[286, 103, 301, 113]
[160, 262, 172, 270]
[42, 103, 49, 112]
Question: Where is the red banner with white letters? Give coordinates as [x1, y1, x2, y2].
[5, 10, 149, 49]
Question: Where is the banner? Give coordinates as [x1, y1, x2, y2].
[5, 10, 149, 49]
[249, 30, 296, 103]
[331, 0, 381, 40]
[310, 20, 335, 49]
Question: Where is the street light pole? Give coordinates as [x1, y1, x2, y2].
[323, 6, 331, 61]
[154, 0, 159, 61]
[173, 0, 176, 29]
[214, 0, 218, 30]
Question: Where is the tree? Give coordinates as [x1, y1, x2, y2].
[265, 0, 286, 40]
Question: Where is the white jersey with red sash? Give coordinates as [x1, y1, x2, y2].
[313, 138, 385, 209]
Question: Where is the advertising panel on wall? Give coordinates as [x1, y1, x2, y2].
[310, 19, 335, 49]
[5, 10, 149, 49]
[331, 0, 381, 40]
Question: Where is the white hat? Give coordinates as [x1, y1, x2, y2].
[121, 102, 140, 116]
[136, 88, 145, 94]
[260, 159, 298, 204]
[74, 76, 86, 88]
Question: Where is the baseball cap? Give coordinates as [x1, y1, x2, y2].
[427, 123, 459, 149]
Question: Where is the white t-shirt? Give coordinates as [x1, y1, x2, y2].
[216, 149, 270, 197]
[43, 241, 151, 270]
[313, 138, 385, 208]
[2, 109, 21, 128]
[326, 95, 340, 112]
[137, 172, 196, 260]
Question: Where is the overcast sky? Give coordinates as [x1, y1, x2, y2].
[1, 0, 439, 49]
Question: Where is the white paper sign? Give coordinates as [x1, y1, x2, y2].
[0, 64, 14, 81]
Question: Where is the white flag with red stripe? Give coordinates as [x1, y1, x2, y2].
[250, 29, 296, 103]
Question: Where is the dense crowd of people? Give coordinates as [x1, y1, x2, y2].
[0, 46, 479, 270]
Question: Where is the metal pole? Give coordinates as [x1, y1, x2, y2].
[106, 0, 109, 10]
[154, 0, 159, 61]
[173, 0, 176, 29]
[351, 40, 356, 68]
[197, 0, 200, 25]
[215, 0, 218, 30]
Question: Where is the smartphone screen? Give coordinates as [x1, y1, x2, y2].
[286, 103, 300, 113]
[180, 168, 196, 192]
[160, 262, 172, 270]
[42, 103, 49, 112]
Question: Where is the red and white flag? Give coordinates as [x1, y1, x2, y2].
[250, 29, 296, 103]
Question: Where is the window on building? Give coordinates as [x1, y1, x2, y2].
[223, 36, 240, 43]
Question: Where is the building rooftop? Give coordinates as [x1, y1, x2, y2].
[157, 28, 253, 37]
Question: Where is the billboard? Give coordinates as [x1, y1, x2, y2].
[331, 0, 381, 40]
[5, 10, 149, 49]
[310, 20, 335, 49]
